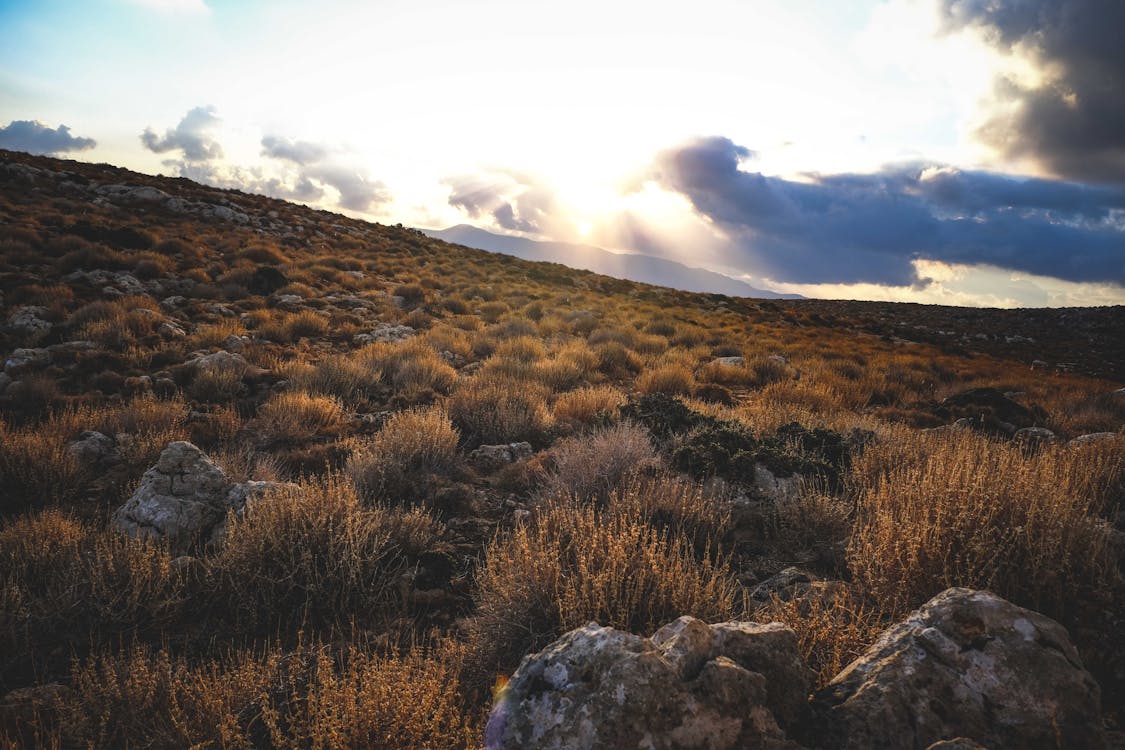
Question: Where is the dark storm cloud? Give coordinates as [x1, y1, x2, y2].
[652, 136, 1125, 286]
[141, 105, 223, 161]
[260, 135, 328, 166]
[941, 0, 1125, 182]
[445, 171, 553, 233]
[0, 120, 96, 155]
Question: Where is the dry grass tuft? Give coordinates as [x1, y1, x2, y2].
[447, 376, 553, 446]
[253, 390, 347, 446]
[540, 422, 659, 502]
[346, 406, 460, 504]
[464, 501, 743, 680]
[846, 428, 1122, 617]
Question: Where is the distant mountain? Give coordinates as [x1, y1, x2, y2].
[421, 224, 801, 300]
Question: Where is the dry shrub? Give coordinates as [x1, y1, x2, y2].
[540, 422, 659, 502]
[536, 340, 598, 391]
[356, 341, 457, 394]
[253, 390, 347, 446]
[770, 490, 853, 553]
[189, 366, 245, 402]
[291, 354, 384, 408]
[283, 310, 330, 341]
[492, 336, 545, 363]
[184, 318, 247, 350]
[208, 478, 441, 634]
[447, 377, 553, 446]
[0, 512, 185, 689]
[552, 385, 625, 427]
[636, 362, 696, 396]
[346, 406, 460, 504]
[0, 415, 85, 515]
[26, 642, 475, 750]
[754, 585, 883, 687]
[465, 502, 743, 679]
[593, 341, 642, 375]
[606, 475, 733, 554]
[847, 428, 1121, 616]
[238, 243, 288, 264]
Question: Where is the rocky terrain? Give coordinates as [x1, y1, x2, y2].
[1, 149, 1122, 748]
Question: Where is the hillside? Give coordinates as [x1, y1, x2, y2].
[1, 149, 1123, 747]
[422, 223, 802, 299]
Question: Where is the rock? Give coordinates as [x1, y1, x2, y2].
[934, 387, 1044, 436]
[1068, 432, 1120, 448]
[486, 616, 811, 750]
[192, 350, 250, 377]
[469, 442, 534, 472]
[0, 372, 11, 395]
[247, 266, 289, 296]
[749, 567, 817, 605]
[753, 463, 803, 503]
[67, 430, 117, 466]
[111, 441, 296, 552]
[4, 306, 52, 345]
[925, 741, 988, 750]
[815, 587, 1106, 750]
[159, 321, 187, 338]
[353, 322, 416, 345]
[713, 356, 745, 366]
[1012, 426, 1057, 449]
[4, 347, 50, 375]
[271, 294, 304, 310]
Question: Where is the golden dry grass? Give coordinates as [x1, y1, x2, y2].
[346, 406, 460, 503]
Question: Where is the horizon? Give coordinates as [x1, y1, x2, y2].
[2, 0, 1124, 307]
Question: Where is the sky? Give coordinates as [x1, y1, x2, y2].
[2, 0, 1124, 307]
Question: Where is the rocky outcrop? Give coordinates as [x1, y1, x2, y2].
[815, 587, 1106, 750]
[112, 441, 296, 552]
[487, 588, 1108, 750]
[470, 442, 534, 472]
[4, 306, 52, 345]
[353, 322, 416, 345]
[485, 616, 812, 750]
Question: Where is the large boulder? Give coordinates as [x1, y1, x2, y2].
[814, 588, 1106, 750]
[485, 616, 813, 750]
[112, 441, 295, 552]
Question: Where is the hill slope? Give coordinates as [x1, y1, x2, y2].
[422, 223, 801, 299]
[1, 149, 1122, 747]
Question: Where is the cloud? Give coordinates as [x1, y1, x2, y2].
[0, 120, 96, 155]
[941, 0, 1125, 181]
[651, 136, 1125, 286]
[260, 135, 328, 166]
[444, 170, 554, 233]
[141, 105, 223, 161]
[259, 134, 390, 212]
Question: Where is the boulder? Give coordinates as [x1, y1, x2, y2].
[353, 322, 416, 345]
[815, 588, 1106, 750]
[4, 347, 50, 376]
[934, 387, 1044, 436]
[191, 350, 250, 377]
[66, 430, 117, 466]
[112, 441, 296, 552]
[1068, 432, 1120, 448]
[470, 442, 534, 472]
[4, 306, 52, 345]
[485, 616, 812, 750]
[1012, 426, 1058, 449]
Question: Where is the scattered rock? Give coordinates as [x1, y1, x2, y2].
[353, 322, 416, 345]
[1068, 432, 1120, 448]
[111, 441, 296, 552]
[934, 387, 1045, 436]
[713, 356, 745, 366]
[66, 430, 117, 466]
[470, 442, 534, 473]
[191, 350, 250, 377]
[1012, 426, 1058, 449]
[486, 616, 811, 750]
[4, 306, 52, 345]
[815, 587, 1106, 750]
[4, 347, 50, 376]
